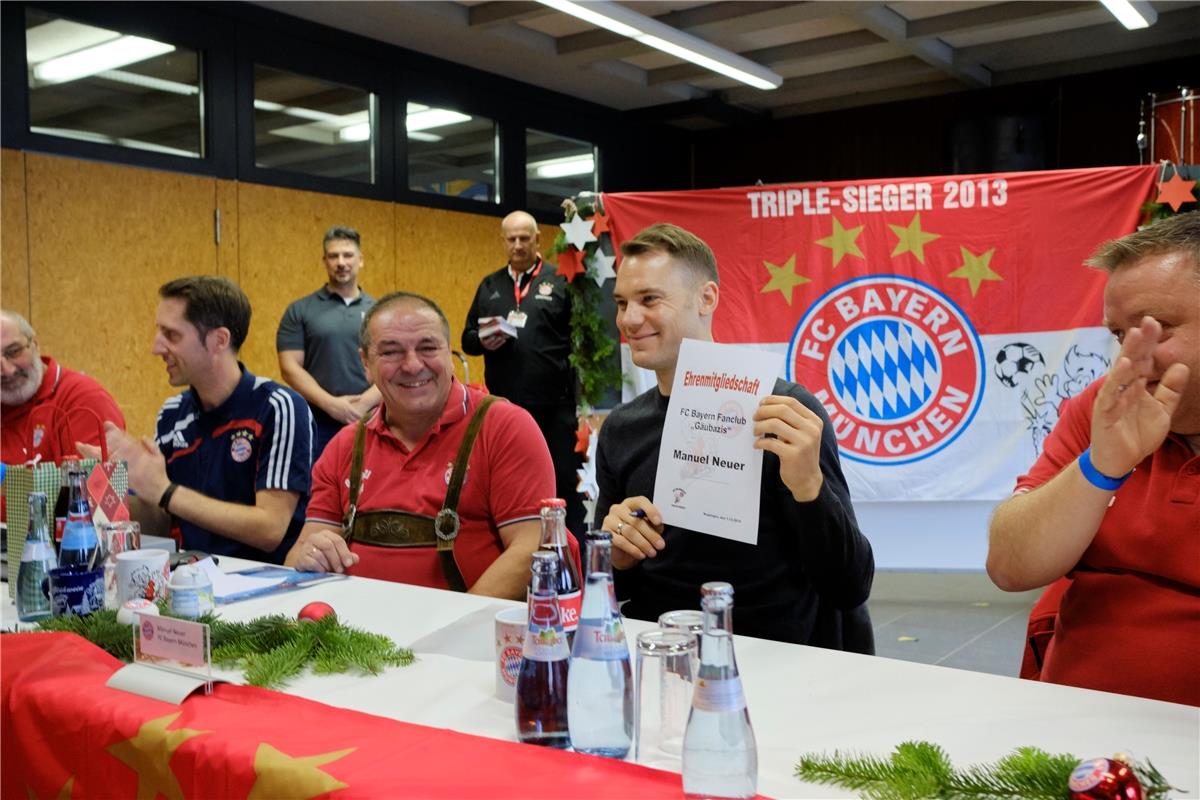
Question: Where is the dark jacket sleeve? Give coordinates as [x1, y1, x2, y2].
[460, 280, 486, 356]
[779, 385, 874, 610]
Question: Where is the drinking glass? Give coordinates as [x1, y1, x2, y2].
[658, 608, 704, 676]
[634, 629, 696, 768]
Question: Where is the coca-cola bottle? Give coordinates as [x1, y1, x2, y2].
[537, 497, 581, 646]
[515, 550, 570, 749]
[58, 464, 99, 568]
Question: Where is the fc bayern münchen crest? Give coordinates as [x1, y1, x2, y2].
[787, 275, 985, 465]
[229, 431, 254, 463]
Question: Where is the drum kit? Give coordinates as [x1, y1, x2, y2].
[1138, 86, 1196, 166]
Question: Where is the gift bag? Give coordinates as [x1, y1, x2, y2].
[4, 407, 127, 597]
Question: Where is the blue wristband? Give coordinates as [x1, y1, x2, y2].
[1078, 447, 1132, 491]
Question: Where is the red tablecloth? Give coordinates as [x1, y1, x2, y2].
[1, 632, 737, 799]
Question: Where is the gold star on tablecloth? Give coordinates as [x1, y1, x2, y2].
[760, 254, 810, 304]
[815, 217, 865, 267]
[889, 213, 940, 263]
[948, 246, 1003, 296]
[247, 744, 355, 800]
[106, 712, 209, 800]
[25, 776, 74, 800]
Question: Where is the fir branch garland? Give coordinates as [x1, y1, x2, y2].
[795, 741, 1181, 800]
[24, 607, 415, 690]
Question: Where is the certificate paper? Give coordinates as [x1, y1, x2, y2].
[654, 339, 783, 544]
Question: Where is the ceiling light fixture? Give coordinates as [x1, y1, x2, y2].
[536, 0, 781, 90]
[530, 154, 595, 178]
[407, 108, 472, 132]
[1099, 0, 1157, 29]
[338, 122, 371, 142]
[33, 35, 175, 84]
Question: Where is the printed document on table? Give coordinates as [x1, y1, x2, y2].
[653, 339, 783, 544]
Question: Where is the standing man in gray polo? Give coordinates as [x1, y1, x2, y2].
[278, 226, 380, 458]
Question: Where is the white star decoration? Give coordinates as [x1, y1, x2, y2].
[561, 214, 598, 250]
[576, 420, 600, 502]
[585, 249, 617, 287]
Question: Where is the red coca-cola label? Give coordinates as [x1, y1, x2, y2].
[558, 591, 581, 632]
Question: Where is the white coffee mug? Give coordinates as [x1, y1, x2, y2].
[115, 549, 171, 604]
[494, 606, 527, 702]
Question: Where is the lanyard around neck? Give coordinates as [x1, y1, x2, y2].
[512, 259, 542, 308]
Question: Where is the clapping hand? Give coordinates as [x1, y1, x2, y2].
[1090, 316, 1189, 477]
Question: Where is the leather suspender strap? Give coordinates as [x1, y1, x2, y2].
[342, 410, 373, 537]
[435, 395, 499, 592]
[342, 396, 500, 593]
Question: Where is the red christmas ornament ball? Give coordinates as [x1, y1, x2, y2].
[1068, 757, 1144, 800]
[297, 601, 337, 623]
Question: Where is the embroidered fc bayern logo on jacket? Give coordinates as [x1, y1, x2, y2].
[787, 275, 985, 465]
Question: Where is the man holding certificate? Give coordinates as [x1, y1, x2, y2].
[596, 224, 874, 647]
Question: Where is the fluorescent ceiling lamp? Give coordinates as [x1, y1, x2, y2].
[1099, 0, 1157, 29]
[33, 35, 175, 84]
[97, 70, 198, 96]
[339, 122, 371, 142]
[530, 154, 595, 178]
[535, 0, 781, 90]
[30, 126, 198, 158]
[407, 108, 471, 132]
[263, 102, 465, 144]
[26, 20, 120, 64]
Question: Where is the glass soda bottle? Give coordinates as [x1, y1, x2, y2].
[17, 492, 57, 621]
[515, 550, 571, 749]
[58, 465, 99, 567]
[567, 530, 633, 758]
[682, 582, 757, 799]
[537, 497, 581, 646]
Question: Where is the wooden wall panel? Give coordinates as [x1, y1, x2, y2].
[1, 149, 30, 317]
[391, 209, 563, 386]
[24, 153, 218, 437]
[216, 179, 240, 279]
[235, 182, 396, 383]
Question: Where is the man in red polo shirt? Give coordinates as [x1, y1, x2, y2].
[285, 291, 556, 599]
[987, 211, 1199, 706]
[2, 309, 125, 465]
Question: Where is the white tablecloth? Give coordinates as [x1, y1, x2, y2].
[6, 557, 1198, 799]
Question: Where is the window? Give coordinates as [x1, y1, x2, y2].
[25, 8, 204, 158]
[526, 130, 596, 210]
[254, 65, 375, 183]
[407, 102, 497, 203]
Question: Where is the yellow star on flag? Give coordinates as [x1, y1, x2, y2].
[815, 217, 865, 267]
[889, 213, 940, 263]
[948, 245, 1003, 296]
[248, 743, 355, 800]
[105, 712, 209, 800]
[760, 254, 810, 305]
[24, 777, 74, 800]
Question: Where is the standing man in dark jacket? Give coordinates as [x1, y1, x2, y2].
[462, 211, 584, 537]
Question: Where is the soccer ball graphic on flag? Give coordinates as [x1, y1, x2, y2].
[994, 342, 1045, 388]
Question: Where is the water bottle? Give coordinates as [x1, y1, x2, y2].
[568, 530, 633, 758]
[682, 582, 757, 799]
[537, 498, 581, 646]
[17, 492, 57, 622]
[58, 465, 99, 568]
[515, 550, 571, 749]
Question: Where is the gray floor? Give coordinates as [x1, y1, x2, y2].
[866, 571, 1041, 677]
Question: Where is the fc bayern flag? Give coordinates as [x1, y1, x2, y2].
[603, 166, 1158, 501]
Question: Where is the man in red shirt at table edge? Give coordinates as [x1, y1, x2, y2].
[987, 212, 1200, 707]
[285, 291, 560, 599]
